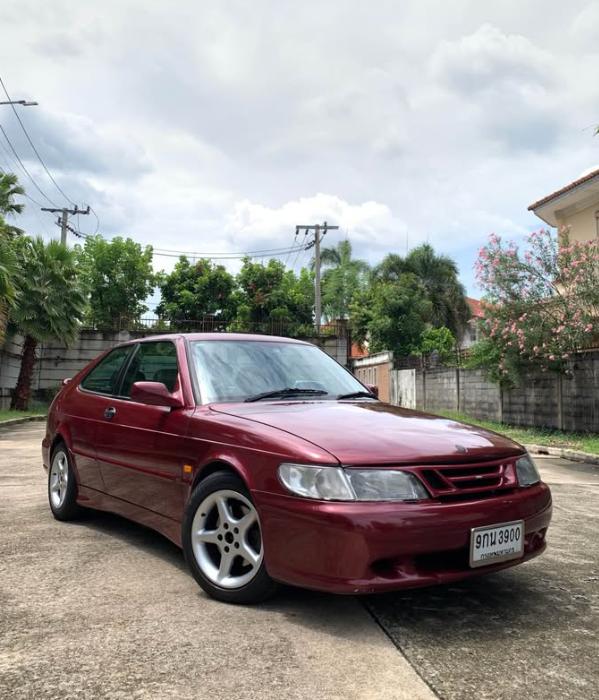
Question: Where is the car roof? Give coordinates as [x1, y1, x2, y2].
[116, 332, 311, 347]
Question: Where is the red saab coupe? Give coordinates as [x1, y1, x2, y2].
[42, 334, 552, 603]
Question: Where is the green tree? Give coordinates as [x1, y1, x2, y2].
[77, 235, 156, 328]
[373, 244, 470, 337]
[156, 256, 238, 323]
[350, 274, 432, 356]
[319, 240, 369, 320]
[11, 237, 86, 410]
[416, 326, 456, 363]
[235, 258, 314, 334]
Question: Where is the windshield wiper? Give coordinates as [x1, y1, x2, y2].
[336, 391, 378, 400]
[244, 388, 328, 403]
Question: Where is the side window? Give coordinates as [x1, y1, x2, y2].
[80, 346, 132, 395]
[120, 341, 179, 397]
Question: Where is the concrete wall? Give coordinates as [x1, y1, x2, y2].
[458, 369, 502, 423]
[556, 201, 599, 244]
[389, 354, 599, 432]
[0, 328, 350, 409]
[353, 352, 394, 402]
[390, 369, 416, 409]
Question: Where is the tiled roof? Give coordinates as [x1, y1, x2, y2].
[466, 297, 483, 318]
[528, 167, 599, 211]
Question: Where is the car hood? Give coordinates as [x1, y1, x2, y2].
[210, 401, 524, 465]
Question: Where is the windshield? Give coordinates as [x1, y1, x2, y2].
[190, 339, 366, 404]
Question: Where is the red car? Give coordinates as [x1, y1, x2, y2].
[42, 334, 552, 604]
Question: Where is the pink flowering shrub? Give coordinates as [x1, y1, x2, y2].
[473, 228, 599, 382]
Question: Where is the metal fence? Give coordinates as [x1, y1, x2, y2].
[80, 316, 350, 340]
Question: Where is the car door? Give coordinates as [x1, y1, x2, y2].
[70, 344, 135, 491]
[94, 339, 192, 520]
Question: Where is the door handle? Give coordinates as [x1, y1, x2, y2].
[104, 407, 117, 420]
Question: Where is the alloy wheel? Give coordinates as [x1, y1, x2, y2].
[190, 489, 263, 589]
[50, 450, 69, 509]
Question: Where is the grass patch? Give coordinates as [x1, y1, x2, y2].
[0, 408, 47, 423]
[435, 409, 599, 456]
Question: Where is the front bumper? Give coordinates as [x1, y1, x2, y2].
[254, 483, 552, 594]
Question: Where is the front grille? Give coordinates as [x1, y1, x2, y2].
[414, 458, 518, 500]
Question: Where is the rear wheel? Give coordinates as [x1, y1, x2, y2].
[182, 472, 278, 604]
[48, 444, 83, 521]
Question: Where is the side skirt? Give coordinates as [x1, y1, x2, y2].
[78, 485, 182, 547]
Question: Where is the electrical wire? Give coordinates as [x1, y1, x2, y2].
[283, 231, 298, 267]
[289, 231, 309, 270]
[0, 161, 52, 236]
[89, 205, 100, 234]
[0, 75, 75, 206]
[152, 244, 307, 261]
[0, 123, 58, 207]
[152, 242, 308, 257]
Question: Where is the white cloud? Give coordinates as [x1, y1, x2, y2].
[430, 23, 554, 94]
[227, 194, 405, 254]
[0, 1, 597, 295]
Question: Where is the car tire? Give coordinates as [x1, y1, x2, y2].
[182, 471, 278, 604]
[48, 442, 83, 521]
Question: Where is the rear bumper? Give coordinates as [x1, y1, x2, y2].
[254, 483, 552, 594]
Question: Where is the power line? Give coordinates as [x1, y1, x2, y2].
[0, 147, 44, 208]
[0, 161, 52, 236]
[288, 230, 309, 270]
[0, 75, 75, 206]
[41, 204, 90, 245]
[152, 244, 308, 261]
[152, 242, 308, 257]
[0, 123, 58, 207]
[89, 205, 100, 234]
[283, 231, 298, 267]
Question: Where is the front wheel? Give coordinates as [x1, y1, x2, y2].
[182, 472, 278, 604]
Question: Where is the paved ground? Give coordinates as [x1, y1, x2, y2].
[0, 423, 433, 700]
[365, 456, 599, 700]
[1, 423, 598, 699]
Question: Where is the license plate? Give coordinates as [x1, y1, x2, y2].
[469, 520, 524, 568]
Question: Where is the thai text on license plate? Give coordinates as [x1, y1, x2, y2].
[469, 520, 524, 568]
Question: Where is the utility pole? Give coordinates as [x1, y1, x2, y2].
[41, 205, 90, 245]
[295, 220, 339, 330]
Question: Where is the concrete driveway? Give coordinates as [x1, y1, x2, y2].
[1, 422, 598, 699]
[365, 456, 599, 700]
[0, 422, 432, 700]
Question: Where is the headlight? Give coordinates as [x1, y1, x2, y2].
[278, 464, 354, 500]
[345, 469, 429, 501]
[278, 463, 429, 501]
[516, 454, 540, 487]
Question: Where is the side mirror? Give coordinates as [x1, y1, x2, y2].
[62, 378, 71, 387]
[365, 383, 379, 398]
[130, 381, 184, 408]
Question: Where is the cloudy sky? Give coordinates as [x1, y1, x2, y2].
[1, 0, 598, 302]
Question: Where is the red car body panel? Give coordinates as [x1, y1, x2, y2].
[42, 333, 552, 594]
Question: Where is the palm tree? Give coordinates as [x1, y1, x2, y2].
[0, 232, 18, 345]
[0, 172, 25, 236]
[318, 240, 369, 320]
[403, 244, 470, 336]
[0, 173, 25, 344]
[10, 237, 86, 410]
[372, 244, 470, 336]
